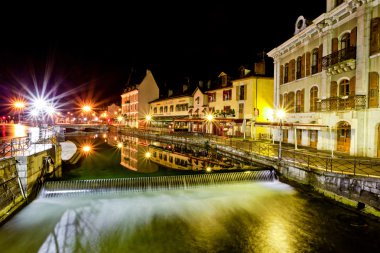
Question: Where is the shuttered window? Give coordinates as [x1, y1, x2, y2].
[301, 54, 305, 78]
[350, 27, 357, 47]
[306, 52, 311, 76]
[349, 76, 356, 96]
[340, 79, 350, 96]
[370, 18, 380, 55]
[331, 81, 338, 97]
[280, 65, 284, 85]
[318, 44, 323, 72]
[290, 59, 295, 82]
[369, 72, 379, 108]
[310, 86, 318, 112]
[287, 92, 295, 113]
[296, 89, 304, 113]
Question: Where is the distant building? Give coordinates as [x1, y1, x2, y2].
[268, 0, 380, 157]
[107, 103, 121, 121]
[121, 69, 159, 128]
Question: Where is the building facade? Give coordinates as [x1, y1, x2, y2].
[121, 70, 159, 128]
[268, 0, 380, 157]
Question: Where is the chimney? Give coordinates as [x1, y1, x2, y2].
[254, 61, 266, 75]
[182, 84, 188, 93]
[168, 89, 173, 97]
[199, 80, 204, 88]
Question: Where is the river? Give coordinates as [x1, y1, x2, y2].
[0, 132, 379, 252]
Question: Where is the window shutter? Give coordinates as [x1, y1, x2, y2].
[350, 27, 357, 47]
[236, 86, 239, 100]
[370, 18, 380, 55]
[301, 89, 305, 112]
[349, 76, 356, 96]
[331, 81, 337, 97]
[244, 85, 247, 100]
[280, 94, 283, 107]
[280, 65, 284, 85]
[369, 72, 379, 108]
[306, 52, 311, 76]
[332, 38, 338, 53]
[301, 54, 305, 78]
[318, 44, 323, 72]
[290, 59, 295, 81]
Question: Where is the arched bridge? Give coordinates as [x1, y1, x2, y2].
[55, 123, 109, 133]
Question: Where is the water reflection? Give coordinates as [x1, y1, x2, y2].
[0, 124, 28, 139]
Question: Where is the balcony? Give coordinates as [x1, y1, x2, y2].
[322, 47, 356, 75]
[316, 95, 366, 112]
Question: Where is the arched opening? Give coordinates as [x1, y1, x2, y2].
[337, 121, 351, 153]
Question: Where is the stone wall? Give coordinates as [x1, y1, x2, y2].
[0, 157, 24, 223]
[278, 165, 380, 211]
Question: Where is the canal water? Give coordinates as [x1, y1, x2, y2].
[1, 132, 380, 252]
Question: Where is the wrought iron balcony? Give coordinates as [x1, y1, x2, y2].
[322, 47, 356, 73]
[316, 95, 366, 112]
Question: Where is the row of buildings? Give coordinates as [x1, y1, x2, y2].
[121, 0, 380, 158]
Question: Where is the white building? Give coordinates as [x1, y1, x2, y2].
[268, 0, 380, 157]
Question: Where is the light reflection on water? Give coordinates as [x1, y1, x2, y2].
[1, 182, 380, 253]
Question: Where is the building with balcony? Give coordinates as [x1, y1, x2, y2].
[121, 70, 159, 128]
[268, 0, 380, 157]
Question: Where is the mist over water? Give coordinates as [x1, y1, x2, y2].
[1, 181, 380, 253]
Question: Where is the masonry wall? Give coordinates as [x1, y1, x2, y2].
[278, 165, 380, 210]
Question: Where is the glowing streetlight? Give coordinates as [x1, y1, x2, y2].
[13, 100, 25, 124]
[206, 114, 214, 136]
[145, 114, 152, 130]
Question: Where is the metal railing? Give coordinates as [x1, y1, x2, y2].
[322, 46, 356, 69]
[120, 129, 380, 178]
[316, 95, 366, 111]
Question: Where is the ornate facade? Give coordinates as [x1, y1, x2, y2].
[268, 0, 380, 157]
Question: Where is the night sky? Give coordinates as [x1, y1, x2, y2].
[0, 1, 325, 114]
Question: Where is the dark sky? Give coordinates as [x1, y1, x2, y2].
[0, 1, 325, 114]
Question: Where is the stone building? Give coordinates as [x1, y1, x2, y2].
[268, 0, 380, 157]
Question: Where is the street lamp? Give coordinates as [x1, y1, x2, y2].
[82, 105, 92, 124]
[206, 114, 214, 137]
[145, 114, 152, 131]
[13, 100, 25, 124]
[276, 109, 286, 161]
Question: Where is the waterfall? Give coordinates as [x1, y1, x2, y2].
[39, 170, 276, 198]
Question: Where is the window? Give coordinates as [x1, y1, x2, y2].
[310, 86, 318, 112]
[311, 48, 318, 74]
[339, 79, 350, 96]
[170, 105, 174, 112]
[208, 93, 216, 102]
[370, 18, 380, 55]
[239, 85, 245, 100]
[223, 106, 231, 113]
[164, 106, 168, 113]
[296, 90, 304, 113]
[154, 107, 157, 114]
[160, 106, 163, 113]
[284, 63, 289, 83]
[296, 56, 302, 79]
[369, 72, 379, 108]
[340, 33, 350, 51]
[195, 97, 200, 105]
[223, 89, 232, 101]
[287, 92, 295, 113]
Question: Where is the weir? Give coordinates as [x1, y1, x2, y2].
[39, 170, 276, 198]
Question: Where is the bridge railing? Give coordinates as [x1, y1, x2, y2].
[121, 129, 380, 178]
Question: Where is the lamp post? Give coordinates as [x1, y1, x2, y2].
[82, 105, 92, 124]
[276, 109, 286, 161]
[145, 114, 152, 131]
[13, 101, 25, 124]
[206, 114, 214, 139]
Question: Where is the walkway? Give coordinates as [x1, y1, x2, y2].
[119, 129, 380, 179]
